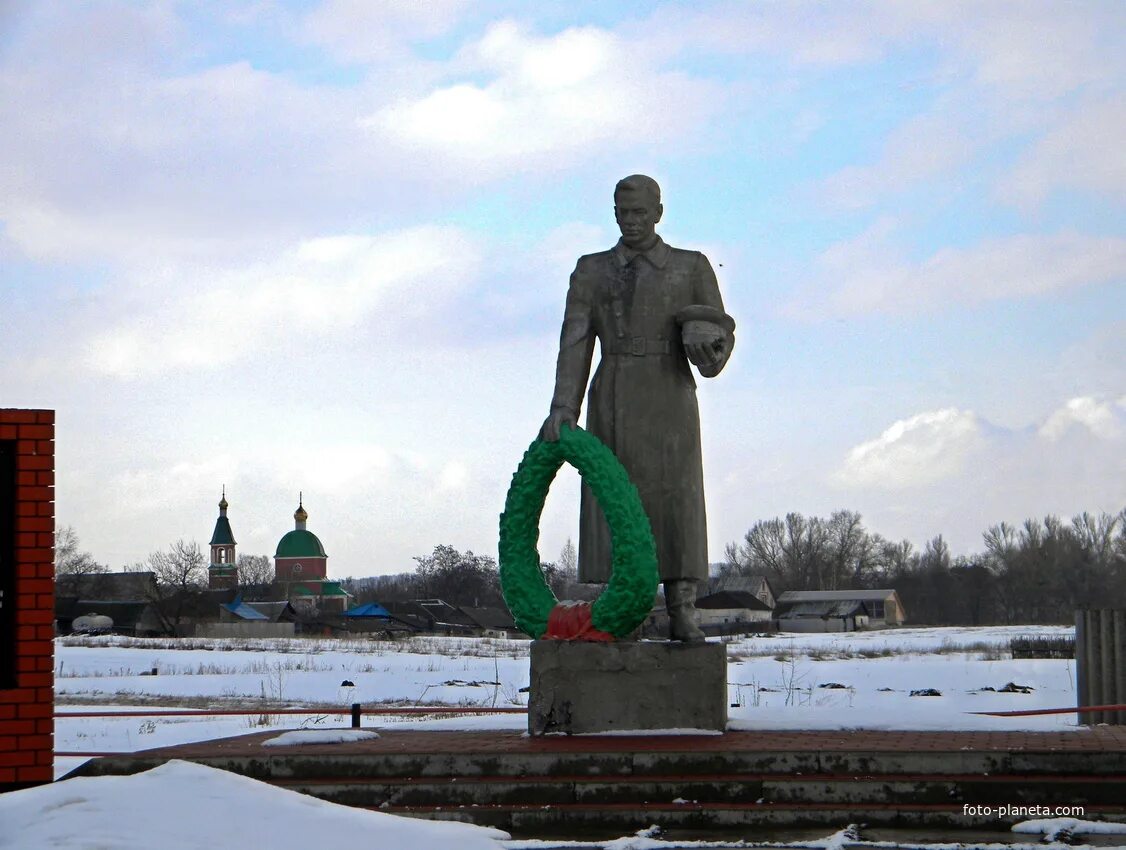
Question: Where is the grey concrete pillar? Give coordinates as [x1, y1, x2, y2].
[1116, 610, 1126, 726]
[1076, 609, 1125, 726]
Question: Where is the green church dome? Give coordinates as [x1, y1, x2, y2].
[275, 529, 327, 558]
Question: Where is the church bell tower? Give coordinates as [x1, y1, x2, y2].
[208, 487, 238, 591]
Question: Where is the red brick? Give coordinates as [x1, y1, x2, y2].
[17, 470, 37, 486]
[0, 736, 13, 751]
[36, 440, 53, 454]
[17, 766, 51, 783]
[17, 640, 53, 657]
[36, 717, 53, 733]
[37, 749, 53, 765]
[0, 725, 35, 743]
[16, 502, 36, 517]
[15, 626, 36, 642]
[0, 768, 15, 783]
[37, 593, 54, 608]
[0, 706, 13, 720]
[37, 687, 53, 702]
[36, 411, 55, 425]
[16, 533, 36, 549]
[16, 516, 52, 533]
[37, 564, 55, 579]
[16, 549, 52, 565]
[16, 440, 37, 455]
[16, 564, 38, 579]
[18, 734, 51, 752]
[17, 703, 52, 720]
[0, 721, 35, 736]
[18, 486, 53, 503]
[18, 579, 52, 595]
[0, 424, 17, 438]
[0, 750, 35, 767]
[16, 656, 38, 673]
[38, 503, 54, 516]
[20, 456, 51, 470]
[18, 425, 52, 440]
[0, 410, 37, 423]
[36, 470, 54, 486]
[17, 607, 52, 630]
[18, 674, 52, 689]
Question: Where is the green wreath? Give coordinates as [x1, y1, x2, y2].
[498, 425, 659, 639]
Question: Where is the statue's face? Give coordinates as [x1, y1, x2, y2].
[614, 189, 663, 248]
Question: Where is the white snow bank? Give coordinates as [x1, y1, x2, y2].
[0, 760, 508, 850]
[261, 728, 380, 747]
[1013, 817, 1126, 837]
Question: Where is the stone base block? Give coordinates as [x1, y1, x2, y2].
[528, 640, 727, 735]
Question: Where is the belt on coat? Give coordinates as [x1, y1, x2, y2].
[602, 337, 672, 356]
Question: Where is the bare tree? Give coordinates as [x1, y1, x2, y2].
[236, 554, 274, 599]
[55, 525, 107, 597]
[414, 545, 503, 608]
[140, 540, 207, 635]
[559, 539, 577, 574]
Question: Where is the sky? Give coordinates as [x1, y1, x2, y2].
[1, 1, 1124, 578]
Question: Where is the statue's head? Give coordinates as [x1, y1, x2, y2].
[614, 174, 663, 249]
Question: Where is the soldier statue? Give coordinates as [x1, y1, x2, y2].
[540, 175, 736, 641]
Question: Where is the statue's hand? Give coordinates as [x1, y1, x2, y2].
[686, 338, 724, 370]
[540, 407, 576, 442]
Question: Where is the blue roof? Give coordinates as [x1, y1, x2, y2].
[223, 597, 269, 621]
[344, 602, 391, 618]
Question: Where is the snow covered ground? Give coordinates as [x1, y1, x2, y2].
[54, 624, 1081, 780]
[28, 625, 1118, 849]
[0, 760, 509, 850]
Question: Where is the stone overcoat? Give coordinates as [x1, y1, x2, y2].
[548, 236, 735, 583]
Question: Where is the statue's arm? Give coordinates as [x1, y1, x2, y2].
[541, 264, 595, 440]
[692, 253, 735, 379]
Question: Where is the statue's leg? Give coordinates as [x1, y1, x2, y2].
[664, 579, 705, 642]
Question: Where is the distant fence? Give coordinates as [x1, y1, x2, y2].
[1076, 609, 1126, 725]
[193, 622, 296, 639]
[55, 705, 528, 756]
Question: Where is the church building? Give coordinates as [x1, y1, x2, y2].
[273, 496, 350, 613]
[208, 489, 237, 591]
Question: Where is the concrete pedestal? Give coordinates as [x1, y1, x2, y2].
[528, 640, 727, 735]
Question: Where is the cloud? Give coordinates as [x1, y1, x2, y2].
[1039, 395, 1126, 442]
[84, 225, 481, 378]
[834, 408, 985, 489]
[794, 222, 1126, 318]
[828, 395, 1126, 552]
[999, 98, 1126, 209]
[301, 0, 469, 64]
[783, 3, 1125, 208]
[265, 442, 394, 497]
[367, 20, 720, 173]
[814, 105, 982, 210]
[112, 456, 240, 517]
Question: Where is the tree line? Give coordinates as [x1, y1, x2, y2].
[57, 504, 1126, 630]
[721, 508, 1126, 625]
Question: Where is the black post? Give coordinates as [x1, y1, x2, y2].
[351, 703, 361, 729]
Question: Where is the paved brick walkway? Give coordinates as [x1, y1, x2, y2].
[136, 726, 1126, 759]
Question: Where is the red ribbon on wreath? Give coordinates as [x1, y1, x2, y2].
[544, 601, 615, 641]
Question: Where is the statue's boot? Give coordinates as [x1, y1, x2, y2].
[664, 579, 705, 642]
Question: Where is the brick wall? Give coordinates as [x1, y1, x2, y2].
[0, 409, 54, 790]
